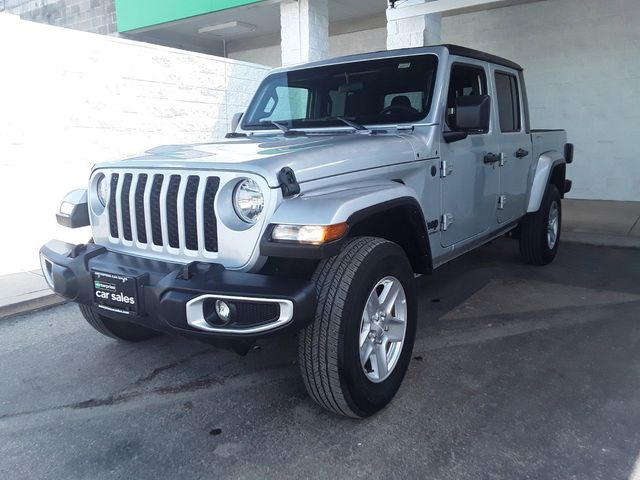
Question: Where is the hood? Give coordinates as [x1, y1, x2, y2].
[94, 133, 421, 187]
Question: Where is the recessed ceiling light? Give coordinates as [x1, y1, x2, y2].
[198, 21, 256, 37]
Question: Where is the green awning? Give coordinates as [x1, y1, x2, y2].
[115, 0, 266, 33]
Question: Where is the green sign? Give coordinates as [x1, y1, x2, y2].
[115, 0, 266, 33]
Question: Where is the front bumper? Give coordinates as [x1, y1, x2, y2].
[39, 240, 316, 344]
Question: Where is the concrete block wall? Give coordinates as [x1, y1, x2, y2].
[4, 0, 117, 35]
[280, 0, 329, 66]
[0, 13, 270, 275]
[330, 27, 387, 58]
[387, 0, 441, 50]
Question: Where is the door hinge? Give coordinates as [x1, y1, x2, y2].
[440, 160, 453, 178]
[441, 213, 454, 231]
[499, 152, 506, 167]
[498, 194, 507, 210]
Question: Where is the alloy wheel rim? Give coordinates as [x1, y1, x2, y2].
[358, 276, 407, 383]
[547, 200, 559, 249]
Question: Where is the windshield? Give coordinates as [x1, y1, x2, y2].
[242, 54, 439, 130]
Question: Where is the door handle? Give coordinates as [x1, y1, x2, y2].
[515, 148, 529, 158]
[484, 152, 500, 164]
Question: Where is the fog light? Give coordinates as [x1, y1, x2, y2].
[215, 300, 231, 322]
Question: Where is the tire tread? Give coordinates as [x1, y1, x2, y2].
[519, 184, 561, 266]
[299, 237, 387, 418]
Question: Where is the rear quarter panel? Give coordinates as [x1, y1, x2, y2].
[527, 130, 568, 212]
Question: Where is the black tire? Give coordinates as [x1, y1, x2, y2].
[298, 237, 417, 418]
[78, 304, 159, 342]
[519, 184, 562, 265]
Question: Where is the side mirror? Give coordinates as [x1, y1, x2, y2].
[454, 95, 491, 131]
[56, 189, 90, 228]
[444, 95, 491, 143]
[231, 112, 244, 132]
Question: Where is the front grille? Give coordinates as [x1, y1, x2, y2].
[203, 177, 220, 252]
[184, 176, 200, 251]
[134, 174, 148, 244]
[108, 173, 119, 238]
[106, 172, 220, 253]
[166, 175, 181, 248]
[150, 174, 164, 246]
[121, 173, 133, 241]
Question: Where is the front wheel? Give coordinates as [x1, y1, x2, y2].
[298, 237, 417, 418]
[519, 184, 562, 265]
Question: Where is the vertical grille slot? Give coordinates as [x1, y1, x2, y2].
[135, 174, 148, 243]
[108, 173, 119, 238]
[150, 174, 164, 246]
[121, 173, 133, 241]
[166, 175, 181, 248]
[184, 175, 200, 251]
[204, 177, 220, 252]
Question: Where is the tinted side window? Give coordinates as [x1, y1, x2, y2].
[446, 64, 488, 132]
[494, 72, 521, 132]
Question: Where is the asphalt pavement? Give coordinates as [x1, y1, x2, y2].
[1, 239, 639, 480]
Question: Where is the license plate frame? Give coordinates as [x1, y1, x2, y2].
[92, 270, 140, 316]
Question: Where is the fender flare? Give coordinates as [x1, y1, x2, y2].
[526, 151, 566, 213]
[268, 181, 422, 226]
[260, 181, 432, 271]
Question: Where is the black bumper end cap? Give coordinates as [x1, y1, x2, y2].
[564, 179, 572, 194]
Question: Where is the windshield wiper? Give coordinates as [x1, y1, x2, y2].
[270, 121, 305, 137]
[271, 120, 290, 133]
[313, 116, 378, 133]
[334, 116, 368, 131]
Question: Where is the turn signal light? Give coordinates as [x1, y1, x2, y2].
[272, 223, 348, 245]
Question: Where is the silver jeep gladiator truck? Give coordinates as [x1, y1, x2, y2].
[41, 45, 573, 418]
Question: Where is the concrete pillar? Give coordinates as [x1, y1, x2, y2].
[280, 0, 329, 66]
[387, 0, 442, 50]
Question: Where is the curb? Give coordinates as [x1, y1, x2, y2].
[562, 231, 640, 250]
[0, 293, 67, 321]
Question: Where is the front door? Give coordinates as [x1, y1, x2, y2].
[440, 61, 500, 247]
[492, 68, 532, 223]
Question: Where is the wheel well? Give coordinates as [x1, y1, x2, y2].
[347, 203, 432, 274]
[550, 163, 567, 197]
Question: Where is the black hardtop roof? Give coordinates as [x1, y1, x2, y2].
[278, 44, 523, 72]
[442, 44, 523, 71]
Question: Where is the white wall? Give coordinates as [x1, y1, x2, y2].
[0, 13, 270, 275]
[442, 0, 640, 201]
[330, 27, 387, 58]
[229, 44, 282, 67]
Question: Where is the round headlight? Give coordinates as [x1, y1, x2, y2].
[233, 179, 264, 224]
[96, 174, 109, 207]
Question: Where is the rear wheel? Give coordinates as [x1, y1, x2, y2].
[519, 184, 562, 265]
[298, 237, 417, 418]
[79, 304, 159, 342]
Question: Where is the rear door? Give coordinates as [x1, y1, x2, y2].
[440, 60, 500, 247]
[491, 68, 532, 223]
